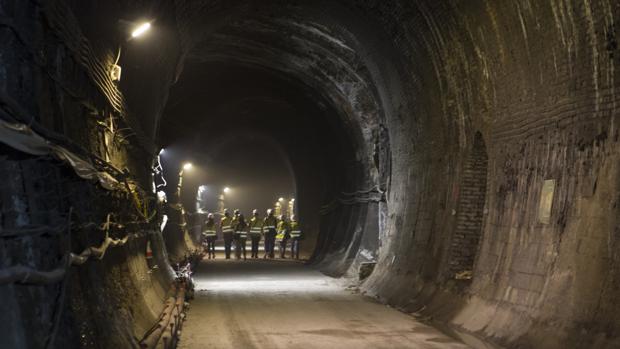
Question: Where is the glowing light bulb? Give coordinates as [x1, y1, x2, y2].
[183, 163, 193, 171]
[223, 187, 231, 194]
[131, 22, 151, 38]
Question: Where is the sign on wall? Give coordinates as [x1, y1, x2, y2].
[538, 179, 556, 224]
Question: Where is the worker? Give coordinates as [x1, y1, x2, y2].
[230, 209, 241, 257]
[202, 213, 217, 259]
[234, 213, 248, 260]
[276, 214, 290, 258]
[248, 209, 263, 258]
[231, 209, 241, 227]
[289, 214, 302, 260]
[220, 209, 234, 259]
[263, 209, 278, 259]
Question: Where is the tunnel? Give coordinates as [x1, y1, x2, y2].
[1, 1, 619, 348]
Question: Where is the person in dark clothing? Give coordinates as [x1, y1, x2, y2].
[219, 209, 234, 259]
[202, 213, 217, 259]
[263, 209, 278, 259]
[248, 209, 263, 258]
[289, 215, 302, 260]
[234, 213, 248, 260]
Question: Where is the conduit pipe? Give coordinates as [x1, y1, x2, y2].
[0, 257, 69, 285]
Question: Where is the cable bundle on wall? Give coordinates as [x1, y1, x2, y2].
[38, 0, 156, 154]
[319, 186, 385, 215]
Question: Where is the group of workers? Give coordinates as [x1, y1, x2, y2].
[201, 208, 303, 260]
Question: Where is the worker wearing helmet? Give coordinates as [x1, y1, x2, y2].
[202, 213, 217, 259]
[234, 213, 248, 260]
[289, 214, 302, 260]
[220, 209, 234, 259]
[230, 209, 241, 257]
[276, 214, 291, 258]
[263, 209, 278, 259]
[249, 209, 264, 258]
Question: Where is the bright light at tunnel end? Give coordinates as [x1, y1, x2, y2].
[131, 22, 151, 38]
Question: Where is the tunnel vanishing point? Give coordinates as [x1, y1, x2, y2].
[1, 1, 620, 348]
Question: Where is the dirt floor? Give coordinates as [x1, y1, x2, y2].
[179, 256, 471, 349]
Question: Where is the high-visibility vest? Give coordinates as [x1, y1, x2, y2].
[276, 220, 290, 242]
[249, 217, 263, 235]
[263, 216, 277, 230]
[235, 222, 248, 239]
[277, 220, 290, 233]
[221, 217, 234, 233]
[290, 221, 302, 238]
[203, 222, 216, 237]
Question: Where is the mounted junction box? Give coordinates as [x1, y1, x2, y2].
[110, 64, 122, 82]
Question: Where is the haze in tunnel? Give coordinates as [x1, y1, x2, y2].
[160, 138, 296, 217]
[158, 60, 361, 259]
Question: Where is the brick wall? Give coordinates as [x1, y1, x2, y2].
[449, 133, 488, 277]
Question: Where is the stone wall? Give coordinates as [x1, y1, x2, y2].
[0, 0, 186, 347]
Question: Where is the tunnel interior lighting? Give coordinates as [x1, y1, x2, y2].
[183, 162, 193, 171]
[223, 187, 231, 194]
[278, 197, 285, 202]
[131, 22, 151, 38]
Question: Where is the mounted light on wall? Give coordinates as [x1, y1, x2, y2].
[131, 22, 151, 38]
[110, 20, 153, 82]
[177, 162, 194, 199]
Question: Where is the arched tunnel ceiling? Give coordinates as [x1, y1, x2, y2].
[160, 61, 358, 196]
[4, 1, 620, 348]
[159, 60, 368, 257]
[158, 0, 401, 180]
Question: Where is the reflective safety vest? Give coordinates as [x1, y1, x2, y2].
[221, 216, 234, 233]
[235, 221, 248, 239]
[276, 220, 290, 241]
[290, 221, 302, 238]
[263, 216, 277, 230]
[203, 222, 216, 237]
[249, 217, 263, 235]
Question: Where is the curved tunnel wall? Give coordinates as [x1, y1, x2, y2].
[1, 1, 620, 348]
[171, 1, 620, 347]
[159, 61, 370, 261]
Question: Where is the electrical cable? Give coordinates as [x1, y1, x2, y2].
[44, 207, 74, 349]
[70, 214, 132, 265]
